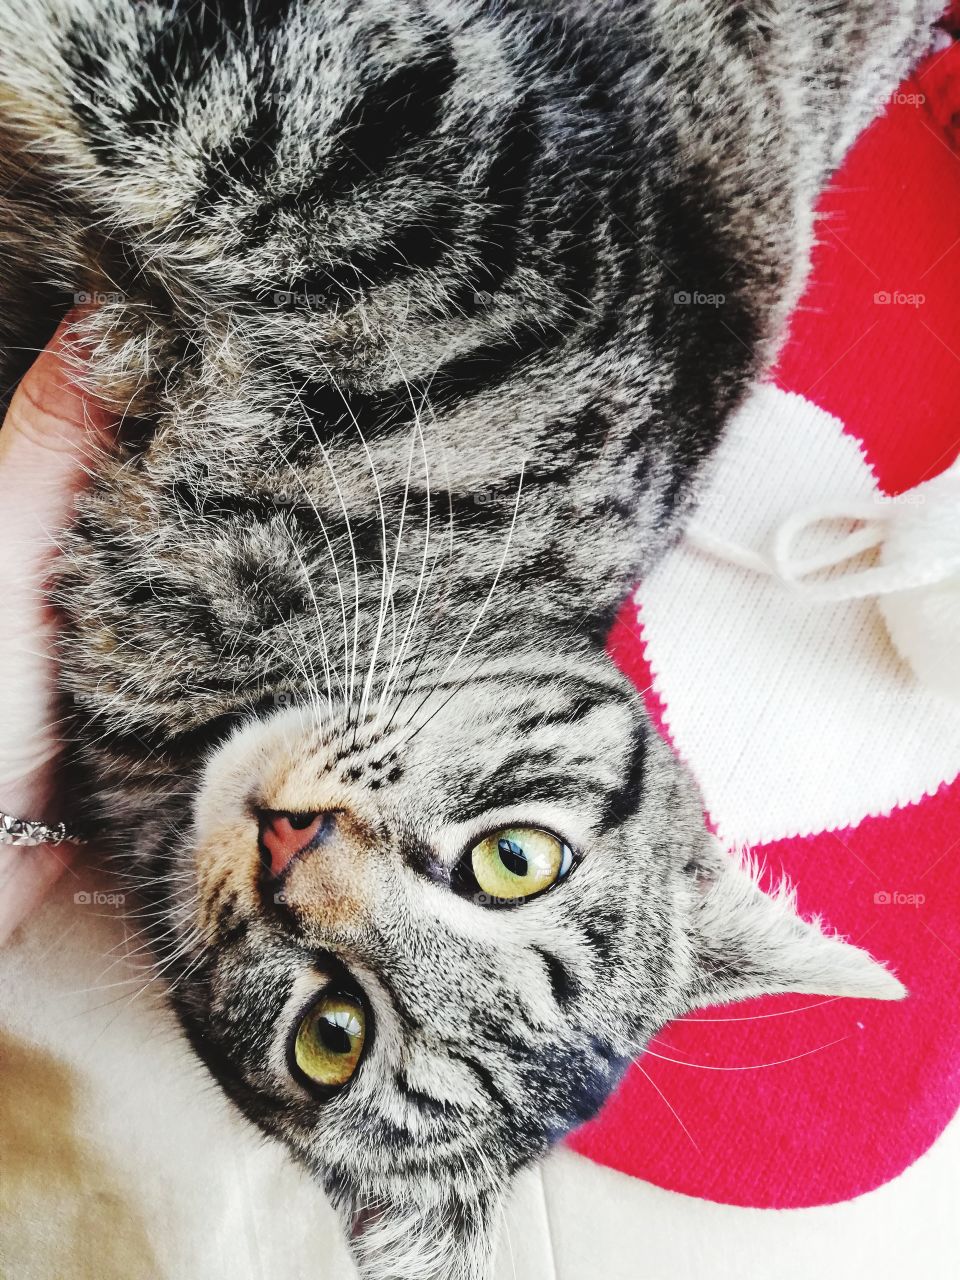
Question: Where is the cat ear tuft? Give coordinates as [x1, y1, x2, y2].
[682, 842, 906, 1009]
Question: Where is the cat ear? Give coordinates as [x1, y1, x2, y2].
[683, 842, 906, 1009]
[331, 1184, 501, 1280]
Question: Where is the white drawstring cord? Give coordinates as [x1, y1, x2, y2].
[684, 456, 960, 702]
[687, 500, 960, 603]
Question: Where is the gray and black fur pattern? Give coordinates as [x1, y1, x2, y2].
[0, 2, 940, 1276]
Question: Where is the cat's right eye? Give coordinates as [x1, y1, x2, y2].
[292, 990, 367, 1090]
[459, 826, 574, 904]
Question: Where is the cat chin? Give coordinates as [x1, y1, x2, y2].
[340, 1193, 500, 1280]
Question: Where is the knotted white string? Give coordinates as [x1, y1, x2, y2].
[684, 455, 960, 700]
[687, 499, 960, 602]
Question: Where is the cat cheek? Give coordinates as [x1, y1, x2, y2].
[191, 821, 261, 932]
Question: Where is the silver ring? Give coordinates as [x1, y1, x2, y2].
[0, 810, 88, 847]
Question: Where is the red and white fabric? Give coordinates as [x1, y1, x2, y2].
[572, 26, 960, 1207]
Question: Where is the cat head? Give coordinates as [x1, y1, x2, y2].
[160, 652, 903, 1280]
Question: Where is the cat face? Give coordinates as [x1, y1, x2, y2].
[160, 654, 903, 1280]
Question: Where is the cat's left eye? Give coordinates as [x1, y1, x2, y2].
[461, 826, 574, 904]
[293, 990, 366, 1090]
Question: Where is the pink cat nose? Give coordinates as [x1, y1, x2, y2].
[257, 811, 332, 878]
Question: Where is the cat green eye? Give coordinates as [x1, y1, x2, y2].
[469, 826, 573, 903]
[294, 991, 366, 1089]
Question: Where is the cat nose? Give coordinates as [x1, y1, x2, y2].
[257, 810, 331, 878]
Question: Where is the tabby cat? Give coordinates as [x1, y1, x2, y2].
[0, 1, 941, 1276]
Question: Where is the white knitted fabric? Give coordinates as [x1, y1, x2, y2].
[636, 382, 960, 845]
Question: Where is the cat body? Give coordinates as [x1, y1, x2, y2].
[0, 2, 942, 1276]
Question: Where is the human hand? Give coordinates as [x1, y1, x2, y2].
[0, 316, 114, 944]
